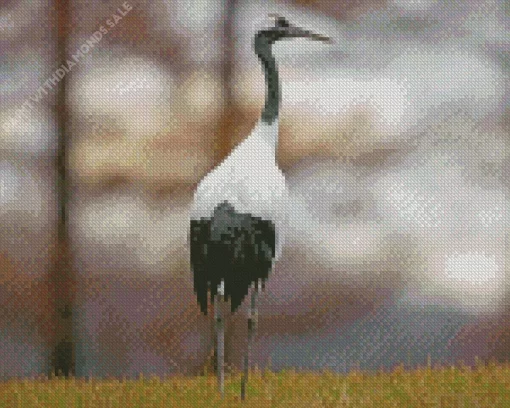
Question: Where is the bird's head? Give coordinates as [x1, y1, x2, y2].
[255, 15, 332, 47]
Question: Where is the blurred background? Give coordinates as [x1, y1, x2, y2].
[0, 0, 509, 380]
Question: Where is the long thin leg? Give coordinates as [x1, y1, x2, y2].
[215, 280, 225, 398]
[241, 281, 260, 401]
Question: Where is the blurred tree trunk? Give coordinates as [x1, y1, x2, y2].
[50, 0, 74, 378]
[214, 0, 237, 161]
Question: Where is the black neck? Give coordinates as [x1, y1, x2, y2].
[254, 36, 279, 125]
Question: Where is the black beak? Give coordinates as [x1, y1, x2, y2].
[284, 26, 332, 43]
[268, 14, 333, 43]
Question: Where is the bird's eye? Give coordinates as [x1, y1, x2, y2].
[277, 17, 289, 28]
[269, 14, 290, 29]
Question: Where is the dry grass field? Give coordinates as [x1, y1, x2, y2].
[0, 361, 509, 407]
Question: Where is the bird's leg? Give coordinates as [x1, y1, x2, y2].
[215, 280, 225, 398]
[241, 281, 260, 400]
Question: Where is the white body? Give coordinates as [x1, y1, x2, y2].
[190, 120, 287, 260]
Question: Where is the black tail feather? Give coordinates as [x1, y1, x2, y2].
[190, 202, 276, 315]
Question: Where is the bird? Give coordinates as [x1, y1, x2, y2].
[189, 15, 331, 400]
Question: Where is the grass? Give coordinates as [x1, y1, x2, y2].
[0, 362, 509, 407]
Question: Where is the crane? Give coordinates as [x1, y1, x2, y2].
[189, 15, 331, 400]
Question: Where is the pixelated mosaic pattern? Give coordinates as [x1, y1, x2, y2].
[0, 0, 509, 380]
